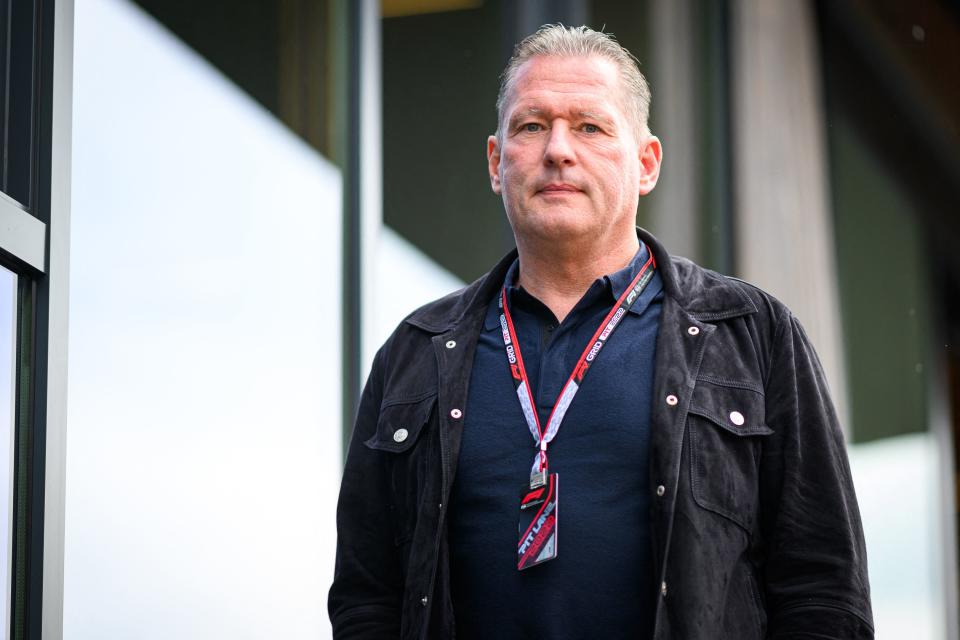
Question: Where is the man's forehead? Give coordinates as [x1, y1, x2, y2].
[504, 55, 625, 103]
[511, 55, 617, 90]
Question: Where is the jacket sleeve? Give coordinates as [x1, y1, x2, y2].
[328, 346, 404, 638]
[759, 310, 874, 639]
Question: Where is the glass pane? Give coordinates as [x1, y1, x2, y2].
[1, 0, 38, 209]
[0, 265, 15, 640]
[830, 117, 930, 443]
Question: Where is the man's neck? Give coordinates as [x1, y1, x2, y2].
[515, 233, 640, 323]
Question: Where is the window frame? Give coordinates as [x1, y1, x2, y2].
[0, 0, 72, 637]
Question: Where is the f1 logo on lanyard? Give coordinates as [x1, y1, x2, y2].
[518, 473, 558, 570]
[499, 245, 657, 571]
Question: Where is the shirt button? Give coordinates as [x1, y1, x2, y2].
[729, 411, 745, 426]
[392, 428, 409, 443]
[656, 485, 666, 497]
[450, 408, 462, 419]
[445, 340, 457, 349]
[421, 596, 429, 606]
[687, 326, 700, 336]
[660, 582, 668, 596]
[666, 394, 678, 406]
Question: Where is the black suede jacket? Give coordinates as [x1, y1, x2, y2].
[329, 228, 874, 639]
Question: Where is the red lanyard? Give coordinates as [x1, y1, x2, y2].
[498, 246, 657, 481]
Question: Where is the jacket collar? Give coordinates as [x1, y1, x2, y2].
[637, 227, 757, 321]
[405, 226, 756, 334]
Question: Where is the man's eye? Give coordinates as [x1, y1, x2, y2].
[582, 123, 600, 134]
[523, 123, 542, 132]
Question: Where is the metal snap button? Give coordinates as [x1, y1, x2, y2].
[421, 596, 429, 606]
[729, 411, 745, 426]
[450, 408, 462, 419]
[666, 394, 678, 406]
[687, 326, 700, 336]
[445, 340, 456, 349]
[393, 428, 408, 443]
[656, 485, 666, 497]
[660, 581, 668, 596]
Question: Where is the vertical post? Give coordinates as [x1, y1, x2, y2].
[648, 0, 734, 273]
[341, 0, 362, 460]
[647, 0, 701, 264]
[40, 0, 73, 636]
[358, 0, 381, 383]
[699, 0, 734, 275]
[342, 0, 381, 460]
[930, 324, 960, 640]
[730, 0, 849, 430]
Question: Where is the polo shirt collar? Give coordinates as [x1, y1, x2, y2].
[482, 241, 663, 331]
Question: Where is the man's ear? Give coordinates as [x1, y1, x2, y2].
[487, 135, 502, 195]
[637, 135, 662, 196]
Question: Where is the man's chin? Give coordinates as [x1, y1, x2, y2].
[516, 216, 597, 244]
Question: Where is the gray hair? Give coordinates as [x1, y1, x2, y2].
[495, 24, 652, 142]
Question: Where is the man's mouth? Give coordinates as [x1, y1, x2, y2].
[538, 183, 581, 194]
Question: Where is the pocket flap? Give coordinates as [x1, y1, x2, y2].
[364, 392, 437, 453]
[688, 381, 773, 436]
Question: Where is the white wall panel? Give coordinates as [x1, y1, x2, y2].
[68, 0, 341, 637]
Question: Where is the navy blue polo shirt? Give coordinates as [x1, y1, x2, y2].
[449, 243, 663, 639]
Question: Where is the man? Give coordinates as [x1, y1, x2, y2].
[329, 24, 873, 640]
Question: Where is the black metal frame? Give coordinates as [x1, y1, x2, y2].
[1, 0, 59, 637]
[11, 274, 35, 640]
[0, 232, 45, 640]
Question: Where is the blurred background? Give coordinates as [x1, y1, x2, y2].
[2, 0, 960, 637]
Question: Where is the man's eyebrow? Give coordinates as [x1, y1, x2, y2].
[508, 108, 545, 124]
[578, 110, 614, 124]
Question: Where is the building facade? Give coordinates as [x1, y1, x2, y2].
[2, 0, 959, 637]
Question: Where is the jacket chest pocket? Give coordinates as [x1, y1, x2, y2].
[363, 392, 438, 542]
[687, 380, 773, 533]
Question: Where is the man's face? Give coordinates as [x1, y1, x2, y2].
[487, 55, 661, 248]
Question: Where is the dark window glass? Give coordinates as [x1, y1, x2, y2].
[1, 0, 39, 210]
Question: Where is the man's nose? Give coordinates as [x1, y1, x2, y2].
[543, 125, 575, 167]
